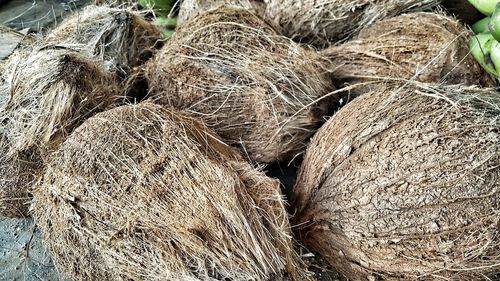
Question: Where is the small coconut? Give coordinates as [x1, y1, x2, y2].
[44, 5, 161, 77]
[145, 7, 335, 163]
[32, 102, 309, 281]
[264, 0, 441, 47]
[0, 47, 120, 217]
[320, 12, 494, 98]
[293, 82, 500, 280]
[178, 0, 266, 26]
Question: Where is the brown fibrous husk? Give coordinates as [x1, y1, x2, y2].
[145, 7, 335, 163]
[177, 0, 266, 27]
[264, 0, 442, 47]
[320, 12, 494, 98]
[32, 102, 310, 281]
[44, 5, 161, 77]
[293, 82, 500, 280]
[0, 47, 120, 217]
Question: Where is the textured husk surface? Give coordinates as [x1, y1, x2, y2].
[0, 47, 119, 217]
[145, 7, 335, 163]
[32, 102, 309, 281]
[320, 12, 494, 98]
[178, 0, 266, 27]
[293, 82, 500, 280]
[264, 0, 442, 47]
[44, 5, 161, 77]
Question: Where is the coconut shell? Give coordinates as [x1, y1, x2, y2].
[178, 0, 266, 27]
[264, 0, 441, 47]
[44, 5, 161, 77]
[320, 13, 494, 98]
[0, 47, 120, 217]
[32, 102, 309, 281]
[145, 7, 335, 163]
[293, 82, 500, 280]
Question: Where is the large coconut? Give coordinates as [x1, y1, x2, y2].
[264, 0, 442, 47]
[145, 7, 335, 163]
[0, 47, 119, 217]
[44, 5, 161, 77]
[32, 102, 309, 281]
[320, 12, 494, 98]
[178, 0, 266, 26]
[293, 82, 500, 280]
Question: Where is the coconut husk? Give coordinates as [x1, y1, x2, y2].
[320, 12, 494, 98]
[145, 7, 335, 163]
[0, 142, 43, 217]
[0, 47, 120, 217]
[32, 102, 309, 281]
[44, 5, 161, 77]
[293, 81, 500, 280]
[178, 0, 266, 27]
[264, 0, 441, 47]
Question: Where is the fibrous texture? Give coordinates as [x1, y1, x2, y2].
[33, 102, 308, 281]
[264, 0, 442, 47]
[320, 12, 493, 98]
[178, 0, 266, 26]
[0, 47, 119, 217]
[146, 7, 335, 163]
[293, 82, 500, 280]
[44, 5, 161, 76]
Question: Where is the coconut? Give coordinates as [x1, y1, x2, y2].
[293, 82, 500, 280]
[178, 0, 266, 26]
[264, 0, 441, 47]
[0, 47, 120, 217]
[32, 102, 309, 281]
[320, 12, 494, 98]
[145, 7, 335, 163]
[44, 5, 161, 77]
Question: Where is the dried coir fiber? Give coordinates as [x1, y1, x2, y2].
[44, 5, 161, 77]
[178, 0, 266, 27]
[32, 102, 309, 281]
[264, 0, 441, 47]
[0, 47, 119, 217]
[320, 12, 494, 98]
[145, 7, 335, 163]
[293, 82, 500, 280]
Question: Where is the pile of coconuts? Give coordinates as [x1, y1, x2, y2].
[0, 0, 498, 280]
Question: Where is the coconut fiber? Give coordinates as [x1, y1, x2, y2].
[32, 102, 309, 281]
[145, 7, 335, 163]
[264, 0, 442, 47]
[0, 47, 119, 217]
[178, 0, 266, 27]
[44, 5, 161, 77]
[293, 82, 500, 280]
[320, 12, 494, 98]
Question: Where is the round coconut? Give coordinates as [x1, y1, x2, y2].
[319, 12, 494, 98]
[145, 7, 335, 163]
[0, 47, 119, 217]
[44, 5, 161, 77]
[293, 82, 500, 280]
[32, 102, 309, 281]
[178, 0, 266, 27]
[264, 0, 441, 47]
